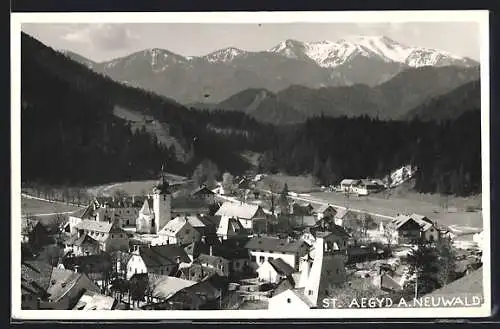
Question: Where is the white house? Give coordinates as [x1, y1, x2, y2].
[314, 204, 337, 221]
[126, 244, 191, 280]
[65, 220, 129, 255]
[340, 179, 360, 193]
[215, 216, 248, 241]
[244, 236, 310, 271]
[215, 202, 266, 232]
[257, 258, 296, 284]
[157, 216, 201, 245]
[392, 214, 439, 244]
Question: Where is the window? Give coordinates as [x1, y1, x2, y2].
[287, 298, 292, 304]
[259, 256, 265, 263]
[308, 290, 313, 296]
[268, 257, 274, 261]
[336, 268, 340, 274]
[251, 256, 256, 262]
[186, 229, 190, 234]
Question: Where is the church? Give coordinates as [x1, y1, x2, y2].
[136, 168, 172, 234]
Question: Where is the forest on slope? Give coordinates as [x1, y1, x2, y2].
[21, 33, 482, 196]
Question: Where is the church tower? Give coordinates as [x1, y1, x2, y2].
[152, 164, 172, 234]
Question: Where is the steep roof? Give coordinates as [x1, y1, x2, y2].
[62, 254, 113, 274]
[316, 204, 336, 214]
[245, 236, 308, 254]
[191, 186, 215, 196]
[73, 234, 100, 247]
[291, 288, 315, 307]
[327, 224, 351, 238]
[340, 179, 360, 185]
[215, 202, 263, 220]
[140, 199, 154, 215]
[393, 214, 434, 231]
[21, 261, 53, 298]
[196, 254, 229, 268]
[216, 216, 247, 237]
[75, 220, 113, 233]
[47, 268, 89, 302]
[159, 217, 190, 236]
[72, 289, 117, 310]
[269, 258, 295, 276]
[335, 208, 356, 220]
[140, 245, 191, 268]
[149, 275, 196, 300]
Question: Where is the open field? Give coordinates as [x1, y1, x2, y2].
[87, 174, 189, 197]
[257, 173, 320, 193]
[306, 191, 483, 229]
[21, 197, 80, 215]
[21, 196, 81, 227]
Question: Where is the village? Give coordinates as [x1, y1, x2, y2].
[20, 166, 484, 311]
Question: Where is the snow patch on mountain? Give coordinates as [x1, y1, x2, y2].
[268, 35, 476, 69]
[203, 47, 246, 63]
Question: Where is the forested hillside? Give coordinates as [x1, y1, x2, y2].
[259, 111, 481, 196]
[21, 32, 270, 185]
[21, 33, 482, 196]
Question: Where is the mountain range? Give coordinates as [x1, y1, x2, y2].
[21, 32, 482, 197]
[190, 65, 480, 124]
[62, 35, 478, 105]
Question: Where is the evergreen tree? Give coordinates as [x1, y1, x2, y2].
[406, 238, 441, 296]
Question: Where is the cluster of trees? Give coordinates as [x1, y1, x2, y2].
[259, 111, 481, 196]
[405, 237, 458, 296]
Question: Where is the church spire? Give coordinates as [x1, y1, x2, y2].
[154, 163, 170, 194]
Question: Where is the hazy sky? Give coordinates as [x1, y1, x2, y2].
[22, 22, 480, 62]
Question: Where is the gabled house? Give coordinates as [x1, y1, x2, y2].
[314, 204, 337, 221]
[257, 258, 296, 284]
[184, 239, 252, 277]
[392, 213, 439, 244]
[72, 289, 117, 310]
[215, 202, 266, 232]
[215, 215, 248, 241]
[245, 236, 310, 271]
[65, 220, 129, 254]
[310, 228, 351, 252]
[195, 254, 231, 277]
[191, 186, 216, 204]
[126, 244, 191, 280]
[61, 254, 113, 288]
[147, 274, 197, 304]
[334, 208, 358, 227]
[63, 234, 100, 257]
[157, 216, 201, 245]
[21, 260, 100, 310]
[340, 179, 361, 193]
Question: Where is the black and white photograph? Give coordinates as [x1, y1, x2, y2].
[11, 11, 490, 319]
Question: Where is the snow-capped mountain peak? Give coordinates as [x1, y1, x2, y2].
[203, 47, 246, 63]
[268, 35, 477, 68]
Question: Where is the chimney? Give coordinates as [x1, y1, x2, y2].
[209, 245, 213, 256]
[132, 195, 135, 204]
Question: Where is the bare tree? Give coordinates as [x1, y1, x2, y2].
[383, 223, 397, 249]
